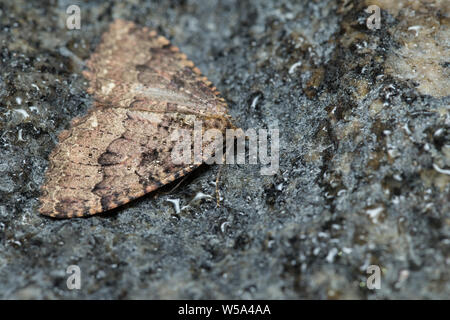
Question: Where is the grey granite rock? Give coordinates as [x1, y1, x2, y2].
[0, 0, 448, 299]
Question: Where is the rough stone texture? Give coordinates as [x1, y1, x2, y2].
[0, 0, 448, 299]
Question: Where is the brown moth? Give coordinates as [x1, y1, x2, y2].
[39, 19, 236, 218]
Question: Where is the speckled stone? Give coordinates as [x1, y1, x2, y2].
[0, 0, 448, 299]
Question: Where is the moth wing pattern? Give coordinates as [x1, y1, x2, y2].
[83, 19, 230, 118]
[39, 19, 234, 218]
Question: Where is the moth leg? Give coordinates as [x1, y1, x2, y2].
[215, 153, 227, 207]
[162, 174, 191, 195]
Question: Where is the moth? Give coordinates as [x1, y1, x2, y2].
[39, 19, 237, 218]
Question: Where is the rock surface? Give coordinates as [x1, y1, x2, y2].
[0, 0, 448, 299]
